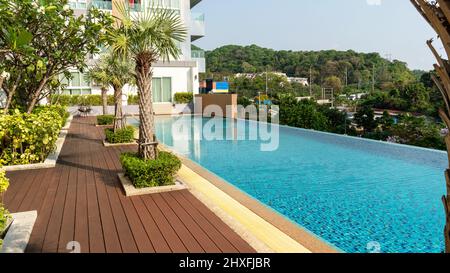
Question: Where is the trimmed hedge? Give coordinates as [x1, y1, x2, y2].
[97, 115, 114, 126]
[50, 94, 140, 106]
[49, 95, 116, 107]
[174, 92, 194, 104]
[105, 126, 135, 144]
[0, 107, 66, 165]
[120, 152, 181, 188]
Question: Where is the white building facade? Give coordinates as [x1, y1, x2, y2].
[65, 0, 205, 114]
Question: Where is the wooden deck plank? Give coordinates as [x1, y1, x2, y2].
[161, 192, 222, 253]
[150, 193, 204, 253]
[3, 117, 255, 254]
[141, 194, 188, 253]
[169, 190, 240, 253]
[74, 120, 90, 253]
[131, 196, 171, 253]
[179, 190, 256, 253]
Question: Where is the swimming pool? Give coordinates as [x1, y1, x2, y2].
[129, 115, 447, 253]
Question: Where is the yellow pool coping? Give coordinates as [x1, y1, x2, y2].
[159, 144, 340, 253]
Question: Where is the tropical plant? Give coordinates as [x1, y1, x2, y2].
[97, 115, 115, 126]
[86, 65, 110, 115]
[90, 51, 134, 132]
[0, 107, 65, 165]
[0, 0, 113, 113]
[105, 126, 135, 144]
[411, 0, 450, 252]
[108, 3, 186, 160]
[120, 152, 181, 188]
[174, 92, 194, 104]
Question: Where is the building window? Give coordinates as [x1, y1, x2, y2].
[60, 71, 91, 96]
[152, 77, 172, 103]
[69, 0, 87, 9]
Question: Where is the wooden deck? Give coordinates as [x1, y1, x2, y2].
[3, 117, 255, 253]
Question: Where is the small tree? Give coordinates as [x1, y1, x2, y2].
[0, 0, 113, 113]
[86, 65, 110, 116]
[108, 3, 186, 160]
[103, 51, 134, 132]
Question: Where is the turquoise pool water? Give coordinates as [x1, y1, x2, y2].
[129, 116, 447, 253]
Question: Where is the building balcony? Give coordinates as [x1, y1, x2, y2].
[92, 0, 113, 10]
[190, 0, 202, 8]
[192, 49, 206, 73]
[190, 12, 205, 41]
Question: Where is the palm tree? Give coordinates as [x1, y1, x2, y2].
[108, 3, 186, 160]
[87, 65, 110, 116]
[102, 51, 134, 132]
[411, 0, 450, 253]
[89, 51, 134, 132]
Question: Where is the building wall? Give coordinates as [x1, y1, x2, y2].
[65, 0, 205, 115]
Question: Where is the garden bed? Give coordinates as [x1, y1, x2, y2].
[118, 173, 187, 197]
[0, 211, 37, 253]
[3, 130, 68, 172]
[102, 140, 137, 147]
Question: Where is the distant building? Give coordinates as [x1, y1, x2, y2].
[287, 77, 309, 86]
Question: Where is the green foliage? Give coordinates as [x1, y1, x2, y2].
[0, 107, 65, 166]
[237, 96, 252, 107]
[0, 0, 114, 111]
[120, 152, 182, 188]
[128, 95, 139, 105]
[105, 126, 135, 144]
[0, 168, 10, 247]
[206, 45, 416, 91]
[390, 115, 445, 150]
[34, 105, 69, 127]
[50, 95, 116, 107]
[174, 92, 193, 104]
[97, 115, 114, 126]
[278, 95, 329, 131]
[354, 106, 378, 133]
[0, 169, 9, 196]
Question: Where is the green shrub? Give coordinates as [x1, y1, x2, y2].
[120, 152, 182, 188]
[105, 126, 135, 144]
[0, 108, 64, 165]
[174, 92, 194, 104]
[34, 105, 69, 127]
[0, 168, 11, 248]
[128, 94, 139, 105]
[97, 115, 114, 125]
[49, 95, 115, 106]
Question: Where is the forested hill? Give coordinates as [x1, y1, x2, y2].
[205, 44, 421, 88]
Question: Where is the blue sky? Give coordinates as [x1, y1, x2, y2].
[192, 0, 440, 70]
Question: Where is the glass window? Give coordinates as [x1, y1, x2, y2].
[162, 77, 172, 102]
[71, 72, 81, 86]
[152, 78, 162, 103]
[152, 77, 172, 103]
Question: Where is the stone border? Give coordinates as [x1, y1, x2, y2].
[0, 211, 37, 253]
[3, 130, 68, 172]
[118, 173, 188, 197]
[95, 124, 113, 128]
[103, 140, 137, 147]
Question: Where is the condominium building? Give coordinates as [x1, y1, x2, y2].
[65, 0, 205, 114]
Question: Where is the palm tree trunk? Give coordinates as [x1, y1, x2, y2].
[101, 87, 108, 115]
[135, 56, 158, 160]
[113, 86, 124, 132]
